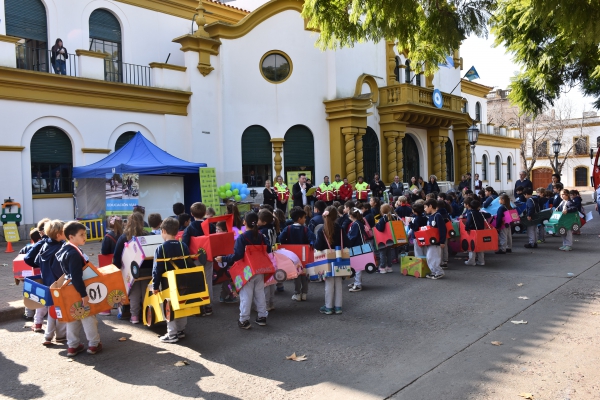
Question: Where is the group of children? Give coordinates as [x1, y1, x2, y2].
[21, 182, 585, 352]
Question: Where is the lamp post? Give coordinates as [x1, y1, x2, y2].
[552, 140, 562, 174]
[467, 124, 480, 193]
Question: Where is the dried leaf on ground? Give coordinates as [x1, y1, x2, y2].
[118, 337, 127, 341]
[511, 320, 528, 325]
[174, 360, 189, 367]
[518, 296, 529, 300]
[491, 341, 503, 346]
[519, 393, 534, 399]
[517, 283, 524, 286]
[592, 312, 598, 315]
[286, 353, 308, 362]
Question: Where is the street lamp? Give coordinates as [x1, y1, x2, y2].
[552, 140, 562, 173]
[467, 124, 480, 192]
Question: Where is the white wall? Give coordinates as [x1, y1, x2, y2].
[463, 92, 487, 123]
[474, 146, 519, 192]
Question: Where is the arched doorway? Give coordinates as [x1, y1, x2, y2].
[532, 167, 553, 190]
[575, 166, 588, 187]
[89, 9, 122, 82]
[402, 134, 419, 183]
[445, 139, 454, 182]
[6, 0, 49, 72]
[241, 125, 272, 186]
[362, 127, 380, 181]
[284, 125, 315, 182]
[30, 127, 73, 194]
[115, 131, 137, 151]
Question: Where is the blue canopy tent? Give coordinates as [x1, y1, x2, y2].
[72, 132, 206, 219]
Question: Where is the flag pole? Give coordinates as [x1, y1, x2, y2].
[449, 70, 469, 95]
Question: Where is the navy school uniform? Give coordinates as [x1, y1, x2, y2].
[408, 212, 428, 232]
[101, 230, 119, 255]
[427, 212, 447, 244]
[465, 209, 486, 231]
[55, 243, 89, 299]
[278, 223, 315, 245]
[152, 240, 191, 291]
[308, 213, 324, 233]
[525, 196, 539, 218]
[24, 236, 49, 268]
[35, 239, 65, 286]
[222, 230, 271, 265]
[181, 219, 216, 248]
[259, 223, 278, 248]
[395, 205, 412, 219]
[347, 220, 366, 247]
[314, 223, 348, 251]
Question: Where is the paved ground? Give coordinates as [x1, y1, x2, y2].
[0, 218, 599, 399]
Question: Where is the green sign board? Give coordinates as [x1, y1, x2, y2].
[199, 168, 221, 215]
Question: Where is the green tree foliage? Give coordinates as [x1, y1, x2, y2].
[302, 0, 600, 115]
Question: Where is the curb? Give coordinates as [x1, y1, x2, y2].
[0, 306, 25, 323]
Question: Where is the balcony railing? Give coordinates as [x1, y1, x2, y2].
[379, 84, 464, 113]
[16, 45, 77, 77]
[104, 59, 151, 87]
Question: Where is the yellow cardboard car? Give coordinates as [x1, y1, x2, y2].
[142, 254, 210, 327]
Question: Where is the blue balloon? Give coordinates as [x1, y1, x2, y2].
[241, 193, 247, 200]
[242, 183, 248, 189]
[243, 188, 250, 195]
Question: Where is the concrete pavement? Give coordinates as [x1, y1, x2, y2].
[0, 219, 599, 399]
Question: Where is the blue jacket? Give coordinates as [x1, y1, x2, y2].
[465, 209, 486, 231]
[496, 205, 508, 228]
[181, 219, 215, 247]
[483, 194, 498, 209]
[347, 220, 366, 247]
[427, 212, 446, 245]
[525, 196, 539, 217]
[222, 230, 271, 265]
[552, 193, 561, 208]
[395, 205, 412, 219]
[24, 236, 49, 268]
[339, 214, 351, 233]
[558, 199, 578, 214]
[152, 240, 191, 291]
[450, 202, 462, 218]
[409, 212, 428, 232]
[308, 213, 324, 233]
[571, 196, 582, 213]
[375, 214, 392, 232]
[101, 230, 119, 255]
[35, 239, 65, 286]
[314, 223, 347, 251]
[56, 243, 88, 298]
[259, 223, 278, 248]
[278, 224, 315, 245]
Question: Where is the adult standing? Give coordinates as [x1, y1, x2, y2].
[546, 173, 560, 192]
[457, 175, 469, 192]
[247, 170, 258, 187]
[292, 173, 312, 208]
[51, 170, 62, 193]
[355, 176, 370, 202]
[425, 175, 440, 195]
[262, 179, 277, 209]
[317, 176, 335, 206]
[338, 178, 353, 202]
[514, 170, 533, 194]
[409, 176, 423, 201]
[273, 175, 290, 213]
[473, 173, 483, 192]
[331, 174, 344, 201]
[388, 176, 404, 199]
[51, 39, 68, 75]
[370, 174, 386, 200]
[32, 171, 47, 193]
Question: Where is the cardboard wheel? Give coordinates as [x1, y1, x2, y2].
[572, 224, 580, 232]
[365, 263, 377, 274]
[401, 268, 408, 276]
[514, 225, 522, 233]
[131, 262, 140, 279]
[163, 299, 174, 322]
[414, 271, 420, 278]
[145, 306, 155, 327]
[461, 239, 469, 251]
[449, 230, 456, 237]
[430, 237, 437, 245]
[350, 268, 356, 278]
[49, 306, 57, 319]
[470, 240, 475, 252]
[196, 248, 208, 266]
[558, 226, 567, 235]
[274, 269, 287, 282]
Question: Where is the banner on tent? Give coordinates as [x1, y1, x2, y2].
[106, 173, 139, 215]
[199, 168, 220, 215]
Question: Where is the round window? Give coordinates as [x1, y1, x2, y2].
[260, 51, 292, 83]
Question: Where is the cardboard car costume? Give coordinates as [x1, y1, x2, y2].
[121, 235, 163, 295]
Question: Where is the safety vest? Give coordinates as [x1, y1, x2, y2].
[274, 182, 289, 202]
[355, 182, 369, 200]
[331, 180, 343, 190]
[318, 183, 335, 202]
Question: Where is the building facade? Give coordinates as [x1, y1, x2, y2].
[0, 0, 521, 228]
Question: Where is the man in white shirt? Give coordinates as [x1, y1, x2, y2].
[32, 171, 47, 193]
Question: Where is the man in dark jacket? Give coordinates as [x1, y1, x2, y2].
[292, 173, 312, 208]
[388, 176, 404, 199]
[370, 174, 386, 199]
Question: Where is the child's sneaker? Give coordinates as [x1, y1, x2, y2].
[349, 285, 362, 292]
[238, 320, 251, 329]
[176, 331, 186, 339]
[378, 268, 387, 274]
[476, 262, 485, 266]
[385, 267, 393, 273]
[42, 338, 53, 346]
[347, 283, 355, 288]
[130, 316, 140, 324]
[495, 250, 506, 254]
[67, 344, 85, 357]
[200, 306, 213, 316]
[291, 294, 302, 302]
[276, 285, 285, 292]
[266, 304, 275, 311]
[301, 293, 307, 301]
[425, 273, 434, 278]
[98, 310, 111, 316]
[524, 243, 538, 248]
[31, 324, 44, 333]
[537, 239, 545, 244]
[319, 306, 333, 315]
[562, 246, 572, 251]
[55, 337, 67, 343]
[220, 296, 239, 304]
[334, 307, 342, 314]
[431, 274, 445, 280]
[87, 343, 103, 354]
[440, 264, 448, 269]
[159, 334, 179, 343]
[255, 317, 267, 326]
[506, 249, 512, 253]
[464, 261, 475, 266]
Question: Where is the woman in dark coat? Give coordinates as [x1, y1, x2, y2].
[263, 179, 277, 208]
[425, 175, 440, 195]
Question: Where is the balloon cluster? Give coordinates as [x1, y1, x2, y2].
[218, 182, 250, 202]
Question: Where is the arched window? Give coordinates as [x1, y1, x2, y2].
[394, 56, 400, 82]
[507, 156, 512, 180]
[6, 0, 49, 72]
[445, 139, 454, 182]
[115, 131, 137, 151]
[575, 166, 588, 187]
[242, 126, 272, 186]
[405, 60, 412, 84]
[481, 154, 488, 181]
[463, 100, 469, 114]
[362, 127, 380, 181]
[284, 125, 315, 181]
[89, 9, 122, 82]
[475, 102, 482, 121]
[30, 127, 73, 194]
[402, 134, 420, 184]
[495, 155, 501, 181]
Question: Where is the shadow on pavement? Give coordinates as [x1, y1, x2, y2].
[0, 351, 44, 399]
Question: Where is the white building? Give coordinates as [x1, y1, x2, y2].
[0, 0, 521, 231]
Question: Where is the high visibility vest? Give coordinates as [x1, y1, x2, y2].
[318, 183, 335, 202]
[355, 182, 369, 200]
[274, 182, 289, 202]
[331, 180, 344, 190]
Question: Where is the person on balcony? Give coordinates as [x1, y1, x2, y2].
[51, 39, 68, 75]
[32, 171, 47, 193]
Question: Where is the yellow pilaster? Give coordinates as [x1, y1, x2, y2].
[396, 131, 406, 181]
[427, 127, 449, 180]
[386, 41, 398, 86]
[341, 127, 358, 184]
[355, 130, 366, 179]
[440, 137, 447, 181]
[270, 138, 285, 179]
[384, 132, 399, 182]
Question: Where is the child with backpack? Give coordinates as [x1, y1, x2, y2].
[347, 208, 368, 292]
[495, 194, 513, 254]
[523, 187, 539, 248]
[464, 199, 486, 266]
[375, 204, 396, 274]
[259, 210, 279, 310]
